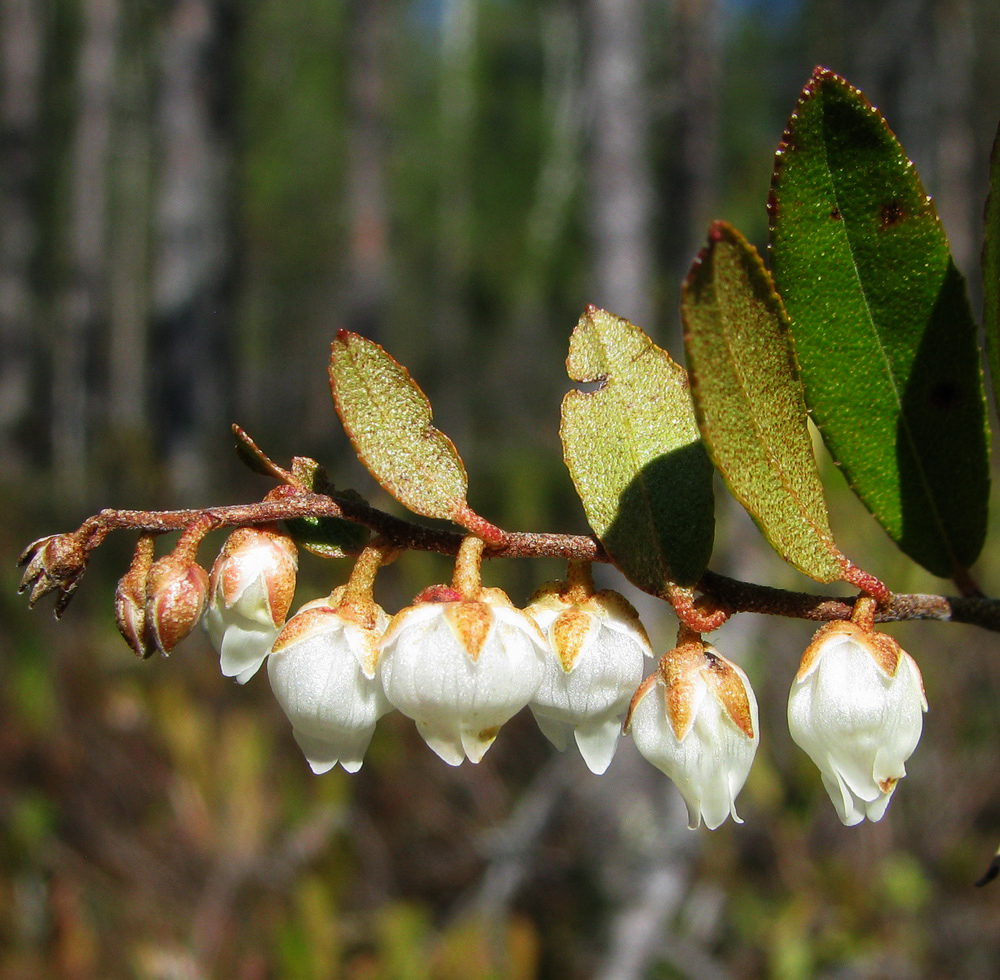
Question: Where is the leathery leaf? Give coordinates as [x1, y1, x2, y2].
[683, 222, 846, 581]
[770, 67, 989, 579]
[329, 331, 469, 521]
[560, 306, 715, 590]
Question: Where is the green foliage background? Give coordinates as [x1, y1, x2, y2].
[4, 0, 1000, 977]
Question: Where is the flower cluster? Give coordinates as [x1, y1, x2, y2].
[124, 527, 928, 829]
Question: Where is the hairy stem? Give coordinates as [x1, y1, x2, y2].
[30, 494, 1000, 633]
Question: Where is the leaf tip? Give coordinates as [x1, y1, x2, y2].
[707, 220, 727, 243]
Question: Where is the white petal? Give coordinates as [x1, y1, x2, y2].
[292, 725, 376, 774]
[573, 714, 622, 775]
[460, 726, 498, 764]
[219, 623, 277, 682]
[415, 720, 466, 766]
[820, 770, 864, 827]
[531, 709, 573, 751]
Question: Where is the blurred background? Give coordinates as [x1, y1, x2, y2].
[4, 0, 1000, 976]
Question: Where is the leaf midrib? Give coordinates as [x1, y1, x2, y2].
[815, 102, 956, 569]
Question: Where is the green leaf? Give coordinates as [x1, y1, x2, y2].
[232, 424, 287, 480]
[282, 457, 370, 559]
[984, 120, 1000, 410]
[770, 67, 989, 579]
[560, 306, 714, 590]
[683, 222, 845, 582]
[284, 513, 370, 560]
[329, 331, 469, 521]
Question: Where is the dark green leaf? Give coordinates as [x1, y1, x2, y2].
[284, 514, 370, 560]
[770, 67, 989, 578]
[329, 331, 469, 521]
[683, 222, 845, 582]
[984, 121, 1000, 411]
[560, 306, 714, 590]
[233, 424, 287, 481]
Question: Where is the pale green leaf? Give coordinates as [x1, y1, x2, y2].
[329, 331, 469, 520]
[560, 306, 714, 590]
[683, 222, 845, 582]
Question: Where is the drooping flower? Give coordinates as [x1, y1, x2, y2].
[627, 635, 759, 829]
[787, 620, 927, 826]
[379, 586, 548, 765]
[525, 581, 652, 774]
[267, 588, 392, 774]
[204, 526, 298, 683]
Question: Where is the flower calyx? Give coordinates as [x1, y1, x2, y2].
[17, 529, 92, 616]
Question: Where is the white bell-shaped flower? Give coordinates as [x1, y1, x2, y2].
[379, 586, 548, 765]
[627, 638, 759, 830]
[204, 526, 297, 684]
[525, 582, 652, 774]
[787, 620, 927, 826]
[267, 589, 392, 774]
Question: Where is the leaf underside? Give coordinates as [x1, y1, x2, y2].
[770, 67, 989, 579]
[683, 222, 845, 582]
[284, 515, 370, 559]
[329, 332, 469, 521]
[560, 306, 715, 590]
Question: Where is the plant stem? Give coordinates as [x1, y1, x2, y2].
[31, 495, 1000, 634]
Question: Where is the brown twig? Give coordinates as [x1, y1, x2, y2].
[20, 493, 1000, 633]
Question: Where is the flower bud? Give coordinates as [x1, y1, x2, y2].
[627, 639, 759, 830]
[268, 588, 392, 774]
[787, 621, 927, 826]
[525, 582, 652, 774]
[115, 535, 156, 659]
[204, 526, 298, 684]
[378, 586, 548, 765]
[144, 554, 209, 655]
[18, 531, 89, 614]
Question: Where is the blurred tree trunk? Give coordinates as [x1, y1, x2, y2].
[52, 0, 120, 500]
[0, 0, 42, 475]
[585, 0, 653, 330]
[106, 3, 154, 477]
[675, 0, 722, 265]
[344, 0, 391, 342]
[498, 1, 583, 429]
[432, 0, 477, 444]
[304, 0, 392, 441]
[931, 0, 975, 272]
[152, 0, 234, 501]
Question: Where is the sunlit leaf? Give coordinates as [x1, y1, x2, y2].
[560, 306, 714, 590]
[329, 331, 469, 521]
[683, 222, 845, 582]
[770, 67, 989, 579]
